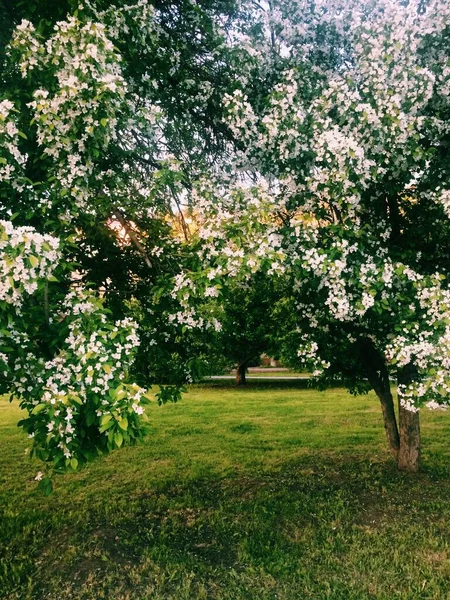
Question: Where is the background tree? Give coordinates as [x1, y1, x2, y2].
[206, 274, 281, 385]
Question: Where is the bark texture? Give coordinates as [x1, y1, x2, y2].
[397, 365, 421, 472]
[358, 339, 400, 459]
[377, 387, 400, 461]
[397, 404, 420, 472]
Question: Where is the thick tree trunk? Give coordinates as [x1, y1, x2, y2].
[236, 362, 247, 385]
[358, 339, 400, 460]
[397, 365, 421, 472]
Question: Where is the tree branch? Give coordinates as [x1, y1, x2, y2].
[112, 209, 152, 268]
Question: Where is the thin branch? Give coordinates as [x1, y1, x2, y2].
[113, 208, 152, 268]
[170, 185, 190, 241]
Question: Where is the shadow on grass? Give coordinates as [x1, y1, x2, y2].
[4, 451, 450, 599]
[196, 379, 325, 391]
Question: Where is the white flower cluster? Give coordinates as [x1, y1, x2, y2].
[385, 277, 450, 409]
[10, 19, 41, 76]
[224, 0, 444, 223]
[190, 0, 450, 413]
[0, 99, 27, 188]
[85, 0, 155, 47]
[296, 336, 330, 378]
[194, 177, 286, 278]
[9, 290, 145, 465]
[0, 220, 148, 469]
[0, 220, 60, 307]
[11, 16, 127, 214]
[164, 176, 289, 334]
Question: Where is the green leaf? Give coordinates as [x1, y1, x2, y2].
[31, 403, 47, 415]
[115, 432, 123, 448]
[100, 414, 112, 427]
[118, 417, 128, 431]
[70, 457, 78, 470]
[86, 410, 95, 426]
[99, 419, 115, 433]
[29, 256, 39, 268]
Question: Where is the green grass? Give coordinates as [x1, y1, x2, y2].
[2, 382, 450, 599]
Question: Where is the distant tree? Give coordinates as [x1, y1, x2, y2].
[210, 274, 280, 385]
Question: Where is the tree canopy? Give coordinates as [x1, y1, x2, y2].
[0, 0, 245, 484]
[3, 0, 450, 479]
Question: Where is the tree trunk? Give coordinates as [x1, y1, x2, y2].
[376, 387, 400, 461]
[358, 339, 420, 471]
[358, 339, 400, 460]
[397, 404, 420, 472]
[397, 365, 421, 472]
[236, 362, 247, 386]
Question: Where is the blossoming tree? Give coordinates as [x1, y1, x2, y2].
[0, 55, 149, 488]
[0, 0, 243, 486]
[179, 0, 450, 472]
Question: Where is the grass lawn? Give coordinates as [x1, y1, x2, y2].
[2, 382, 450, 600]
